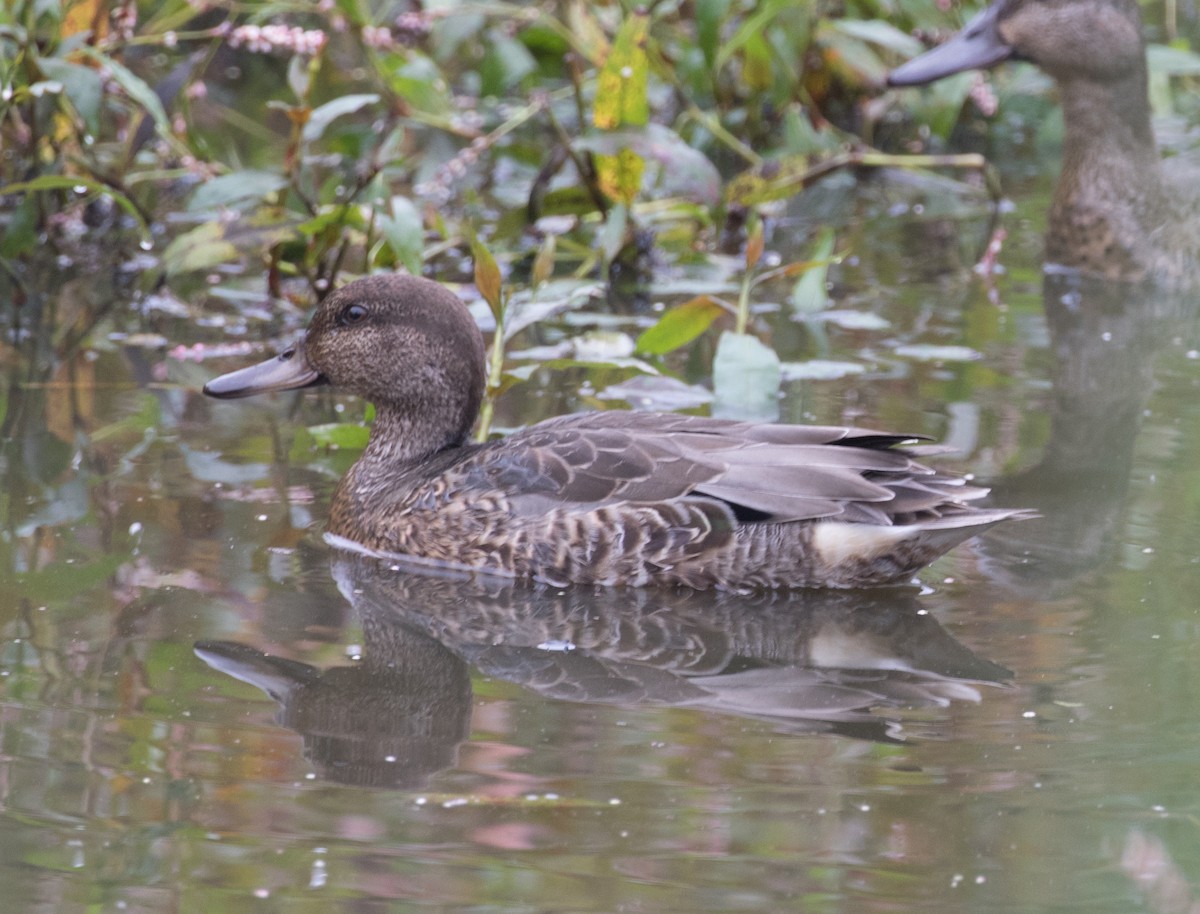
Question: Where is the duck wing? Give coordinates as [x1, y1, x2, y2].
[470, 412, 981, 525]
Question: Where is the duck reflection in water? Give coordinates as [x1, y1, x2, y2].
[196, 551, 1010, 789]
[978, 273, 1200, 593]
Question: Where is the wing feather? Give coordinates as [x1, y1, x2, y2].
[478, 411, 977, 526]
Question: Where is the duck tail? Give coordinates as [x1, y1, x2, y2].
[809, 509, 1038, 586]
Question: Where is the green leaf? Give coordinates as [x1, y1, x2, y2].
[388, 56, 452, 115]
[0, 195, 38, 257]
[2, 174, 147, 238]
[716, 0, 791, 70]
[188, 170, 289, 212]
[377, 195, 424, 274]
[599, 203, 629, 264]
[789, 228, 836, 316]
[479, 32, 537, 95]
[1147, 43, 1200, 76]
[827, 19, 923, 57]
[161, 211, 299, 275]
[696, 0, 730, 68]
[79, 46, 171, 141]
[635, 295, 725, 355]
[306, 422, 371, 449]
[741, 32, 773, 91]
[37, 57, 102, 135]
[712, 332, 781, 421]
[593, 10, 650, 129]
[302, 93, 380, 144]
[817, 24, 887, 85]
[296, 204, 363, 237]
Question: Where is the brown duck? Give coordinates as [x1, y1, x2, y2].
[204, 274, 1030, 589]
[889, 0, 1200, 285]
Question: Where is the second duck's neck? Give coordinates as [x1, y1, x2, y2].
[1056, 68, 1163, 205]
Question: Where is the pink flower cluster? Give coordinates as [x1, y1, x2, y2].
[228, 23, 327, 56]
[361, 25, 394, 50]
[360, 13, 432, 50]
[969, 73, 998, 117]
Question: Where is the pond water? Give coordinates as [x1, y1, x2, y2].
[3, 167, 1200, 913]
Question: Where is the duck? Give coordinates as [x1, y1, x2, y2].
[203, 273, 1030, 589]
[888, 0, 1200, 286]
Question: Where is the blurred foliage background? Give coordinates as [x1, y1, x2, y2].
[3, 0, 1195, 289]
[2, 0, 1199, 403]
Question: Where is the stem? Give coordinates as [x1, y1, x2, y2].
[475, 296, 507, 442]
[735, 271, 752, 336]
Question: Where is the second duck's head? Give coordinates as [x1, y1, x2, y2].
[204, 274, 487, 452]
[888, 0, 1145, 87]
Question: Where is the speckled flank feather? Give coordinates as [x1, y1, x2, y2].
[206, 274, 1032, 589]
[327, 411, 1024, 588]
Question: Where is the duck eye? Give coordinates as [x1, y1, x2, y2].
[339, 303, 368, 326]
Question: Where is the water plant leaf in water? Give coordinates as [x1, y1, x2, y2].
[597, 374, 714, 411]
[636, 295, 726, 356]
[712, 332, 781, 421]
[502, 281, 604, 342]
[790, 228, 836, 317]
[894, 344, 982, 363]
[10, 554, 129, 607]
[780, 359, 866, 381]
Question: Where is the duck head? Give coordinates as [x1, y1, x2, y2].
[204, 274, 487, 457]
[888, 0, 1144, 87]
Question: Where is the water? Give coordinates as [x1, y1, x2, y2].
[2, 173, 1200, 912]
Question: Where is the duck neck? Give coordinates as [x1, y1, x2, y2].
[359, 405, 467, 470]
[1056, 67, 1163, 209]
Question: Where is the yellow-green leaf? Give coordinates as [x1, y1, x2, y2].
[593, 11, 650, 129]
[531, 233, 556, 289]
[471, 234, 503, 319]
[594, 148, 645, 206]
[636, 295, 725, 355]
[745, 218, 764, 271]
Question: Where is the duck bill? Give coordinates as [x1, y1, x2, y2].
[203, 338, 326, 400]
[887, 3, 1013, 87]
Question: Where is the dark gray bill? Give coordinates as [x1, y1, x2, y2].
[203, 339, 325, 399]
[887, 3, 1013, 87]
